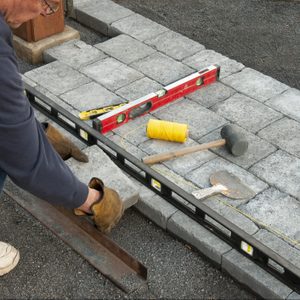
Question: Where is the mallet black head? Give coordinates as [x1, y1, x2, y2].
[220, 125, 248, 156]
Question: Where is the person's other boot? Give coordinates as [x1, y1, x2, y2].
[0, 242, 20, 276]
[42, 122, 88, 162]
[74, 178, 124, 233]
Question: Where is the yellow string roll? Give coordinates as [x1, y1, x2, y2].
[146, 119, 188, 143]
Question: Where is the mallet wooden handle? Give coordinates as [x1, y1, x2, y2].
[142, 139, 226, 165]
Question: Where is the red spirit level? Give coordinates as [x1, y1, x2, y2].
[93, 64, 220, 134]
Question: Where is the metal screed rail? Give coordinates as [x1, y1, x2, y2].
[24, 71, 300, 294]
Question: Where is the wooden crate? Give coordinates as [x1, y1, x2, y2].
[13, 2, 65, 42]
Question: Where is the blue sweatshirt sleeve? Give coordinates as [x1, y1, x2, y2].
[0, 14, 88, 208]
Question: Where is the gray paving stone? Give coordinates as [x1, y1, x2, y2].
[183, 50, 244, 78]
[212, 93, 282, 133]
[266, 88, 300, 122]
[66, 145, 139, 209]
[22, 74, 37, 88]
[115, 77, 162, 101]
[60, 82, 125, 112]
[109, 134, 147, 160]
[95, 34, 155, 64]
[111, 13, 168, 42]
[152, 98, 227, 140]
[150, 164, 198, 194]
[130, 52, 194, 85]
[288, 292, 300, 299]
[75, 0, 134, 35]
[44, 40, 106, 70]
[240, 188, 300, 240]
[113, 114, 155, 146]
[250, 150, 300, 200]
[221, 68, 289, 102]
[254, 229, 300, 268]
[144, 30, 205, 61]
[198, 124, 277, 169]
[218, 58, 245, 79]
[258, 117, 300, 159]
[134, 182, 178, 230]
[108, 134, 148, 174]
[185, 157, 268, 202]
[81, 57, 144, 91]
[222, 250, 292, 299]
[25, 61, 91, 95]
[33, 84, 81, 123]
[186, 81, 236, 108]
[139, 137, 216, 177]
[203, 197, 259, 235]
[167, 211, 232, 264]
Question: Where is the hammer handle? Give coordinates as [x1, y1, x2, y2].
[142, 139, 226, 165]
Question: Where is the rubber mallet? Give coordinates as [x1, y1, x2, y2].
[142, 125, 248, 165]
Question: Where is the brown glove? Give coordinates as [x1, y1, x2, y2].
[74, 178, 124, 233]
[42, 122, 88, 162]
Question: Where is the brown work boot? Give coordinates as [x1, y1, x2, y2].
[0, 242, 20, 276]
[75, 178, 124, 233]
[42, 122, 88, 162]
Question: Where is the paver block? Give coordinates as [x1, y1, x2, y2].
[75, 0, 133, 35]
[95, 34, 156, 64]
[288, 292, 300, 299]
[111, 13, 168, 42]
[60, 82, 125, 111]
[167, 211, 232, 264]
[81, 57, 144, 91]
[186, 81, 236, 108]
[25, 61, 91, 95]
[139, 137, 216, 177]
[212, 93, 282, 133]
[183, 50, 227, 69]
[258, 117, 300, 159]
[152, 98, 227, 140]
[13, 25, 80, 64]
[240, 188, 300, 239]
[109, 134, 147, 160]
[134, 182, 178, 230]
[44, 40, 106, 69]
[130, 52, 194, 85]
[185, 157, 268, 201]
[144, 30, 205, 61]
[33, 84, 81, 123]
[218, 58, 245, 79]
[254, 229, 300, 268]
[66, 145, 139, 209]
[183, 50, 244, 78]
[221, 68, 289, 102]
[203, 197, 259, 235]
[116, 77, 162, 101]
[222, 250, 292, 299]
[150, 164, 198, 195]
[250, 150, 300, 200]
[266, 88, 300, 122]
[113, 114, 155, 146]
[198, 124, 277, 169]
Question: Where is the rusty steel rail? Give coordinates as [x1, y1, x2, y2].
[4, 180, 147, 294]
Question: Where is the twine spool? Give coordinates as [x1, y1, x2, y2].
[146, 119, 188, 143]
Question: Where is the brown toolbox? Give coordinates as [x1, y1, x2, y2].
[13, 1, 65, 42]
